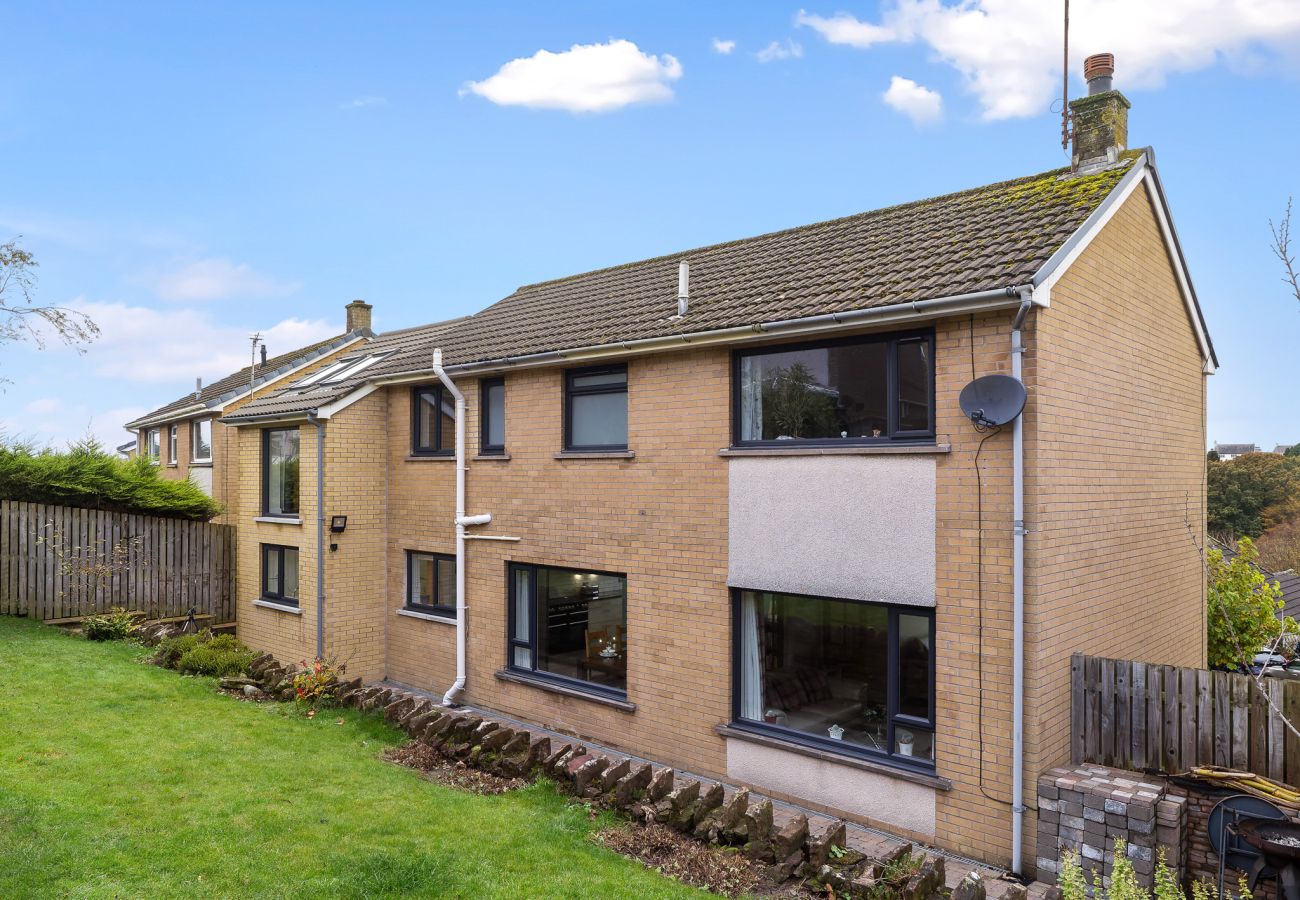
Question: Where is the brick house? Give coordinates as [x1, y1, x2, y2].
[124, 301, 376, 519]
[217, 69, 1215, 874]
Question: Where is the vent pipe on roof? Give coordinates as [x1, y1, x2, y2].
[194, 377, 202, 399]
[260, 345, 268, 366]
[677, 261, 690, 317]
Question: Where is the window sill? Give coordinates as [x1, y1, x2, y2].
[719, 443, 950, 458]
[252, 598, 302, 615]
[165, 463, 178, 468]
[396, 608, 457, 625]
[190, 460, 213, 468]
[553, 450, 635, 460]
[254, 516, 302, 525]
[715, 724, 951, 790]
[494, 669, 636, 712]
[405, 454, 456, 462]
[473, 453, 511, 461]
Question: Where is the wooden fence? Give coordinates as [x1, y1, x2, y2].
[0, 500, 236, 624]
[1072, 653, 1300, 786]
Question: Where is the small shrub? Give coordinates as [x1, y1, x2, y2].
[154, 631, 205, 669]
[82, 608, 137, 642]
[293, 657, 346, 706]
[177, 640, 254, 678]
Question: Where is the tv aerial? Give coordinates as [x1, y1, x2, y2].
[959, 375, 1026, 430]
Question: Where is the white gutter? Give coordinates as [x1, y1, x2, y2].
[433, 348, 492, 706]
[1010, 289, 1033, 875]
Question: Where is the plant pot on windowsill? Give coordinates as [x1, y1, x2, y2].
[896, 728, 915, 757]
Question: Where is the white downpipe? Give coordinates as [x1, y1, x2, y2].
[433, 348, 491, 706]
[1010, 291, 1032, 875]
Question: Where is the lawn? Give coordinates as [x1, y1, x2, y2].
[0, 617, 706, 899]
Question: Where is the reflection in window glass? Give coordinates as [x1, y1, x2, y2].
[482, 379, 505, 452]
[896, 341, 931, 432]
[565, 366, 628, 450]
[264, 428, 299, 516]
[192, 419, 212, 461]
[897, 613, 931, 719]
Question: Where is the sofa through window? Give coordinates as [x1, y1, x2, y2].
[733, 331, 934, 445]
[508, 563, 628, 699]
[733, 589, 935, 767]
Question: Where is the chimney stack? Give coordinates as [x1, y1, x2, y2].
[1069, 53, 1129, 172]
[346, 299, 373, 332]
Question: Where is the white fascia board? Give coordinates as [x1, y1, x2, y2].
[1031, 154, 1150, 306]
[314, 382, 382, 420]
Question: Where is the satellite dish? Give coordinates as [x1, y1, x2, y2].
[959, 375, 1026, 429]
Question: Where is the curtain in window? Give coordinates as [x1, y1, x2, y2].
[739, 592, 765, 721]
[738, 356, 764, 441]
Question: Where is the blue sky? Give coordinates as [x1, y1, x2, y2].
[2, 1, 1298, 449]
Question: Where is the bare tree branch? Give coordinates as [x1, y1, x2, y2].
[1271, 197, 1300, 308]
[0, 238, 100, 352]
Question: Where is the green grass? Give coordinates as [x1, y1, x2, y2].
[0, 617, 706, 899]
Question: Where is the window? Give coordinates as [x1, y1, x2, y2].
[168, 425, 178, 464]
[293, 352, 396, 391]
[733, 331, 934, 446]
[405, 551, 457, 617]
[191, 419, 212, 463]
[261, 427, 300, 517]
[732, 589, 935, 768]
[261, 544, 300, 606]
[411, 384, 454, 456]
[146, 428, 160, 463]
[507, 563, 628, 699]
[564, 365, 628, 451]
[480, 377, 505, 455]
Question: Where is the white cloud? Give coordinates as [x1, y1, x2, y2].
[151, 258, 301, 303]
[0, 404, 146, 451]
[461, 39, 682, 113]
[882, 76, 944, 125]
[756, 40, 803, 63]
[797, 1, 1300, 120]
[67, 299, 339, 385]
[339, 95, 389, 110]
[712, 38, 736, 55]
[24, 396, 62, 415]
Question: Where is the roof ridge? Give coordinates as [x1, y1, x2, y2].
[511, 162, 1085, 294]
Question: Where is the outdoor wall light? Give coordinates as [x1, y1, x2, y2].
[330, 515, 348, 534]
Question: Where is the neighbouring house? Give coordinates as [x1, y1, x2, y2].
[123, 301, 376, 518]
[115, 440, 136, 459]
[1212, 442, 1259, 460]
[216, 57, 1214, 875]
[1275, 444, 1296, 456]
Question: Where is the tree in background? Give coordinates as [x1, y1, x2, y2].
[1271, 197, 1300, 308]
[1207, 453, 1300, 540]
[0, 238, 98, 368]
[1207, 538, 1291, 669]
[1287, 445, 1300, 458]
[1259, 518, 1300, 574]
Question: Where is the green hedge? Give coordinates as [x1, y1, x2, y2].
[0, 439, 221, 521]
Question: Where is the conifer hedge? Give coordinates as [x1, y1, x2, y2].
[0, 439, 221, 521]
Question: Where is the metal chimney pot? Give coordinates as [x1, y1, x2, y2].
[1084, 52, 1114, 95]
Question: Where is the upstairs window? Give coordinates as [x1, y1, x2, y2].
[733, 331, 934, 446]
[262, 427, 300, 517]
[168, 425, 178, 464]
[480, 377, 505, 455]
[564, 365, 628, 451]
[411, 384, 454, 456]
[146, 428, 161, 463]
[191, 419, 212, 463]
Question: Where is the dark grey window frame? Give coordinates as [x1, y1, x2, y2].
[260, 543, 299, 606]
[563, 364, 628, 452]
[729, 587, 936, 773]
[479, 377, 506, 455]
[506, 561, 629, 702]
[730, 329, 936, 448]
[260, 426, 299, 517]
[411, 384, 454, 457]
[405, 550, 457, 618]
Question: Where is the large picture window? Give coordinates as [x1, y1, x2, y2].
[732, 331, 934, 446]
[732, 589, 935, 768]
[412, 384, 454, 456]
[406, 550, 456, 618]
[192, 419, 212, 462]
[480, 377, 505, 455]
[261, 544, 299, 606]
[507, 563, 628, 699]
[261, 427, 300, 517]
[564, 365, 628, 451]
